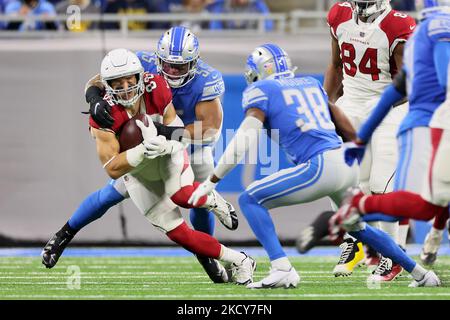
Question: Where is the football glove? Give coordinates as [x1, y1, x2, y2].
[86, 86, 114, 128]
[343, 141, 366, 166]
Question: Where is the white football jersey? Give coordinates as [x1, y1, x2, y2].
[328, 2, 416, 118]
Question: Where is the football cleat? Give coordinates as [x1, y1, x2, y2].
[230, 252, 256, 285]
[207, 190, 238, 230]
[420, 230, 443, 265]
[408, 270, 441, 288]
[364, 246, 381, 270]
[296, 211, 341, 254]
[247, 267, 300, 289]
[333, 238, 365, 276]
[41, 224, 76, 268]
[196, 256, 230, 283]
[367, 257, 403, 282]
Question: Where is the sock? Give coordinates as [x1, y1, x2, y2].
[433, 207, 449, 230]
[170, 182, 207, 209]
[411, 264, 428, 281]
[219, 245, 246, 265]
[360, 191, 446, 221]
[398, 222, 409, 249]
[166, 222, 221, 258]
[271, 257, 292, 271]
[430, 226, 445, 237]
[59, 221, 78, 237]
[68, 182, 124, 230]
[238, 192, 285, 261]
[190, 208, 215, 235]
[350, 224, 416, 273]
[343, 233, 357, 241]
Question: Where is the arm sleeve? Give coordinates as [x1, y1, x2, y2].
[358, 85, 405, 142]
[392, 68, 407, 96]
[213, 116, 263, 179]
[434, 41, 450, 89]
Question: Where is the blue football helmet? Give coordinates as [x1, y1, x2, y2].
[156, 26, 200, 88]
[244, 44, 296, 85]
[417, 0, 450, 18]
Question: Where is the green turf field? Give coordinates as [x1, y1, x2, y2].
[1, 255, 449, 300]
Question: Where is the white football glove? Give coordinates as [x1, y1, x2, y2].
[135, 115, 157, 143]
[188, 177, 218, 207]
[143, 135, 171, 159]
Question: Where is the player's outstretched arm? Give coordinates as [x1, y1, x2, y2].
[358, 72, 406, 143]
[328, 101, 356, 142]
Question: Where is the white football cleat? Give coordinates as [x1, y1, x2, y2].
[420, 230, 443, 265]
[230, 253, 256, 285]
[206, 190, 238, 230]
[408, 270, 441, 288]
[247, 267, 300, 289]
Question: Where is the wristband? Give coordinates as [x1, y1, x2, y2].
[126, 143, 146, 167]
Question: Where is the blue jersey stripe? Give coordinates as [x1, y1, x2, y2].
[260, 155, 323, 205]
[251, 154, 323, 205]
[247, 161, 311, 196]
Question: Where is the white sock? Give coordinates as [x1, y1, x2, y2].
[271, 257, 292, 272]
[398, 224, 409, 249]
[344, 233, 357, 241]
[411, 264, 428, 281]
[430, 226, 445, 237]
[218, 245, 246, 265]
[379, 221, 399, 243]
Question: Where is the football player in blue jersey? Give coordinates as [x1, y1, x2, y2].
[330, 0, 450, 287]
[188, 43, 361, 288]
[41, 26, 235, 284]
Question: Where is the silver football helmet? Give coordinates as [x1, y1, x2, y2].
[101, 48, 144, 108]
[244, 44, 296, 85]
[155, 26, 199, 88]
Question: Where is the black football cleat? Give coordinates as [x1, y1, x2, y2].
[41, 222, 77, 268]
[196, 256, 230, 283]
[296, 211, 340, 254]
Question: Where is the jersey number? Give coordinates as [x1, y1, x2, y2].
[282, 87, 335, 132]
[341, 43, 381, 81]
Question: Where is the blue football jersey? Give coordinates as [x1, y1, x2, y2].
[242, 76, 342, 165]
[400, 12, 450, 134]
[136, 51, 225, 126]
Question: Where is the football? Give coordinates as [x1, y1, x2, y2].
[119, 114, 149, 152]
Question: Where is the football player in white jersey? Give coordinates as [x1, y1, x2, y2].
[298, 0, 416, 282]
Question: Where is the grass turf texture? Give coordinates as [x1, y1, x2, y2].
[0, 255, 449, 300]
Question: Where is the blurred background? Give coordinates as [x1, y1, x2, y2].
[0, 0, 435, 248]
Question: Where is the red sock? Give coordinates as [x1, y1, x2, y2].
[399, 218, 409, 226]
[166, 222, 221, 258]
[361, 191, 447, 221]
[433, 206, 449, 230]
[170, 182, 207, 208]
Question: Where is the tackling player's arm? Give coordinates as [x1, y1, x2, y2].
[85, 73, 114, 128]
[184, 98, 223, 144]
[324, 33, 344, 103]
[91, 128, 144, 179]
